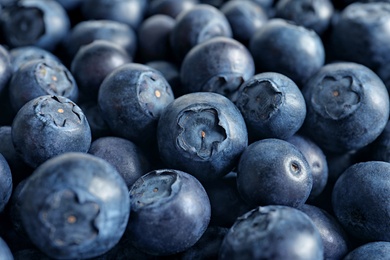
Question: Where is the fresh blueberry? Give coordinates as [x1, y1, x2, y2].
[1, 0, 70, 51]
[299, 204, 349, 260]
[275, 0, 334, 35]
[234, 72, 306, 141]
[71, 40, 131, 102]
[220, 0, 268, 45]
[249, 18, 325, 86]
[157, 92, 248, 182]
[343, 241, 390, 260]
[147, 0, 199, 18]
[12, 95, 91, 168]
[170, 4, 232, 61]
[88, 136, 152, 190]
[0, 45, 13, 95]
[145, 60, 181, 97]
[98, 63, 174, 147]
[0, 237, 13, 260]
[80, 0, 148, 30]
[219, 205, 324, 260]
[287, 134, 328, 200]
[332, 161, 390, 242]
[137, 14, 175, 63]
[237, 138, 312, 208]
[301, 62, 390, 154]
[127, 169, 211, 255]
[19, 152, 130, 259]
[180, 36, 255, 99]
[9, 58, 79, 113]
[0, 153, 12, 212]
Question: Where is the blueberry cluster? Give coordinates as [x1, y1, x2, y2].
[0, 0, 390, 259]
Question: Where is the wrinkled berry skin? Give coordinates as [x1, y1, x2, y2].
[219, 205, 324, 260]
[331, 2, 390, 72]
[287, 134, 328, 200]
[344, 241, 390, 260]
[88, 136, 152, 189]
[98, 63, 174, 147]
[1, 0, 70, 51]
[0, 237, 13, 260]
[250, 18, 325, 86]
[157, 92, 248, 182]
[301, 62, 389, 154]
[234, 72, 306, 141]
[0, 153, 12, 212]
[170, 4, 232, 61]
[9, 59, 79, 113]
[127, 169, 211, 256]
[299, 204, 349, 260]
[180, 37, 255, 100]
[19, 152, 130, 259]
[71, 40, 131, 101]
[12, 95, 92, 168]
[332, 161, 390, 242]
[237, 138, 312, 208]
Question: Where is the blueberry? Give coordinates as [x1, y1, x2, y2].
[145, 60, 181, 97]
[56, 0, 81, 11]
[343, 241, 390, 260]
[147, 0, 199, 18]
[301, 62, 390, 154]
[71, 40, 131, 101]
[286, 134, 328, 200]
[332, 161, 390, 241]
[0, 45, 13, 95]
[1, 0, 70, 51]
[0, 236, 13, 260]
[180, 36, 255, 99]
[170, 4, 232, 61]
[237, 138, 312, 208]
[9, 58, 79, 113]
[127, 169, 211, 255]
[0, 153, 12, 212]
[157, 92, 248, 182]
[249, 18, 325, 86]
[98, 63, 174, 147]
[219, 205, 324, 260]
[78, 102, 112, 140]
[299, 204, 349, 259]
[12, 95, 91, 168]
[234, 72, 306, 141]
[19, 152, 130, 259]
[88, 136, 152, 189]
[364, 120, 390, 162]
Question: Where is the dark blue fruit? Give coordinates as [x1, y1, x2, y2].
[0, 237, 13, 260]
[12, 95, 91, 168]
[147, 0, 199, 18]
[343, 241, 390, 260]
[19, 152, 130, 259]
[127, 169, 211, 256]
[157, 92, 248, 182]
[237, 138, 312, 208]
[219, 205, 324, 260]
[0, 45, 13, 95]
[0, 153, 12, 212]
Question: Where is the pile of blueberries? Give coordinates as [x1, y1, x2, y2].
[0, 0, 390, 259]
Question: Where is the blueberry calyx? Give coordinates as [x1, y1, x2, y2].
[35, 62, 74, 96]
[203, 74, 244, 98]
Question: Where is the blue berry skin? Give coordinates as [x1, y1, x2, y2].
[157, 92, 248, 182]
[0, 237, 13, 260]
[365, 120, 390, 162]
[220, 0, 268, 45]
[147, 0, 199, 19]
[98, 63, 174, 147]
[9, 59, 79, 113]
[9, 46, 61, 73]
[235, 72, 306, 141]
[332, 161, 390, 242]
[127, 169, 211, 256]
[275, 0, 334, 35]
[299, 204, 349, 260]
[0, 153, 12, 213]
[1, 0, 70, 51]
[88, 136, 152, 190]
[146, 61, 181, 97]
[219, 205, 324, 260]
[62, 20, 137, 62]
[330, 2, 390, 72]
[0, 45, 13, 92]
[71, 40, 131, 101]
[237, 138, 313, 208]
[79, 102, 112, 140]
[81, 0, 147, 30]
[180, 37, 255, 100]
[19, 152, 130, 259]
[301, 62, 390, 154]
[170, 4, 232, 61]
[249, 18, 325, 87]
[287, 134, 328, 200]
[344, 241, 390, 260]
[12, 95, 92, 168]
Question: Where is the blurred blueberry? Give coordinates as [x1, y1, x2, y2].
[0, 153, 12, 212]
[147, 0, 199, 18]
[344, 241, 390, 260]
[0, 237, 13, 260]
